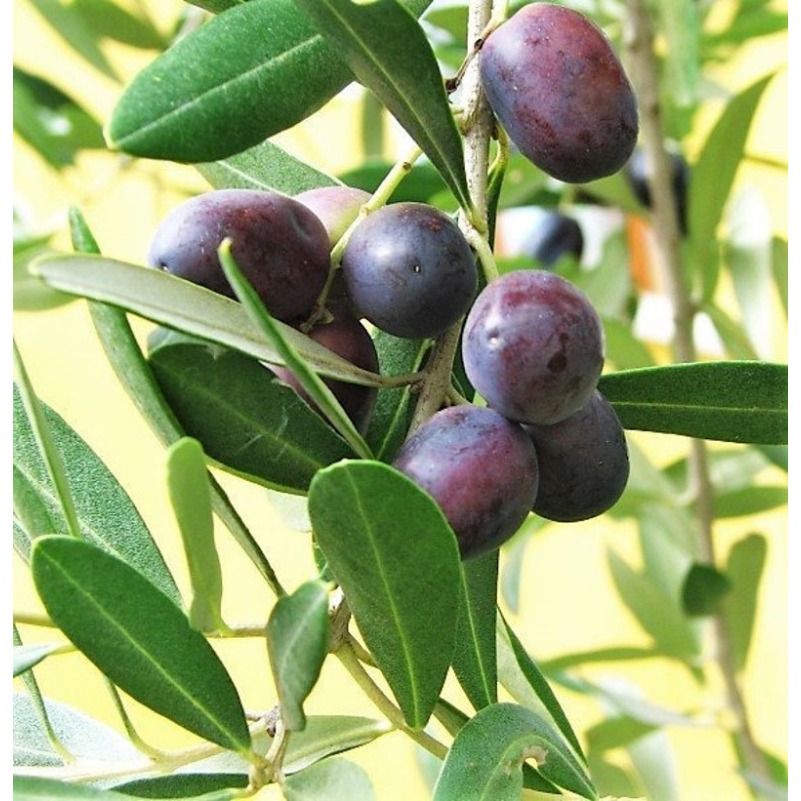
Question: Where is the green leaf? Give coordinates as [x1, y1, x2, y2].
[283, 757, 376, 801]
[365, 332, 430, 461]
[308, 461, 461, 728]
[14, 243, 73, 311]
[32, 254, 383, 388]
[756, 444, 788, 472]
[723, 533, 767, 673]
[167, 438, 224, 632]
[197, 140, 340, 194]
[13, 347, 82, 542]
[70, 0, 167, 50]
[724, 188, 774, 358]
[14, 464, 56, 556]
[267, 580, 331, 731]
[283, 716, 392, 773]
[67, 207, 284, 597]
[106, 0, 352, 162]
[658, 0, 699, 107]
[433, 703, 596, 800]
[295, 0, 471, 210]
[607, 550, 699, 660]
[13, 385, 180, 604]
[452, 552, 498, 711]
[561, 674, 703, 728]
[31, 536, 253, 755]
[585, 749, 641, 800]
[703, 8, 787, 50]
[24, 0, 118, 80]
[218, 241, 373, 459]
[113, 774, 248, 798]
[360, 89, 386, 159]
[149, 341, 354, 493]
[602, 318, 656, 371]
[681, 563, 733, 617]
[13, 776, 131, 800]
[558, 231, 632, 319]
[541, 646, 661, 673]
[598, 361, 788, 444]
[665, 446, 775, 494]
[714, 485, 787, 518]
[185, 0, 238, 12]
[702, 301, 760, 360]
[627, 729, 680, 801]
[13, 692, 142, 767]
[13, 66, 105, 169]
[585, 716, 658, 753]
[12, 626, 71, 765]
[497, 615, 586, 765]
[689, 74, 775, 293]
[638, 503, 696, 600]
[13, 644, 64, 676]
[771, 237, 788, 317]
[173, 715, 391, 775]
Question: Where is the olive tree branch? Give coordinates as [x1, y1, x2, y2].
[624, 0, 771, 788]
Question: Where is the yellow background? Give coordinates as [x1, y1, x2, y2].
[13, 2, 788, 799]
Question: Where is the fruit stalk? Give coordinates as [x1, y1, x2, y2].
[624, 0, 771, 787]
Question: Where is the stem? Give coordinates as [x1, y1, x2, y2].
[14, 612, 58, 628]
[624, 0, 771, 789]
[460, 0, 495, 231]
[335, 641, 448, 760]
[106, 681, 167, 761]
[409, 323, 463, 431]
[30, 716, 273, 786]
[410, 0, 498, 428]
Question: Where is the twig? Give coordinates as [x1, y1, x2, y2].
[624, 0, 772, 788]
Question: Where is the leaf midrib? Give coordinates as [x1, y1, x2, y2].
[610, 400, 786, 414]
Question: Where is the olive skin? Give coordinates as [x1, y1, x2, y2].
[392, 405, 539, 560]
[271, 305, 380, 434]
[462, 270, 604, 425]
[341, 202, 478, 340]
[526, 390, 629, 522]
[148, 189, 330, 321]
[295, 186, 371, 247]
[480, 3, 639, 183]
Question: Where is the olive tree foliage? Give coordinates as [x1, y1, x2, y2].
[13, 0, 787, 799]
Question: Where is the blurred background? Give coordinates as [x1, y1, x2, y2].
[13, 0, 788, 799]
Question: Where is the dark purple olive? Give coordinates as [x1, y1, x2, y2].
[148, 189, 330, 321]
[462, 270, 604, 425]
[526, 390, 629, 522]
[341, 202, 477, 340]
[393, 405, 539, 559]
[480, 3, 639, 183]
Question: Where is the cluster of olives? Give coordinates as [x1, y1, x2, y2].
[147, 2, 634, 561]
